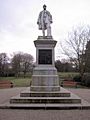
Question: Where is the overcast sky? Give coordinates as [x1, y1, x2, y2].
[0, 0, 90, 60]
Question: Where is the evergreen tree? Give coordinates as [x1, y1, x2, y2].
[85, 40, 90, 72]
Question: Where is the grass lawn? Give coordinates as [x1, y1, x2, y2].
[0, 72, 81, 88]
[58, 72, 79, 79]
[0, 77, 32, 87]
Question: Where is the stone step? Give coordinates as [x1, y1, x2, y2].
[1, 102, 90, 110]
[10, 95, 81, 104]
[7, 87, 90, 109]
[0, 96, 90, 110]
[20, 91, 70, 97]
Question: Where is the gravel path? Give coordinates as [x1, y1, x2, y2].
[0, 87, 90, 120]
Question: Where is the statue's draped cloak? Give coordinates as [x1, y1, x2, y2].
[37, 10, 52, 30]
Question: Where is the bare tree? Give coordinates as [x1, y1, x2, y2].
[85, 40, 90, 72]
[55, 59, 74, 72]
[60, 26, 90, 76]
[21, 53, 34, 77]
[11, 52, 34, 77]
[11, 52, 22, 77]
[0, 53, 9, 76]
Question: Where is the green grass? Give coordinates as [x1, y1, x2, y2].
[11, 78, 31, 87]
[0, 77, 31, 87]
[58, 72, 79, 86]
[58, 72, 79, 79]
[0, 72, 79, 87]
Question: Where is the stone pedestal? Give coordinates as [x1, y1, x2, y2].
[30, 36, 60, 92]
[9, 36, 89, 110]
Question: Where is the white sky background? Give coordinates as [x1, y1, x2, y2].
[0, 0, 90, 60]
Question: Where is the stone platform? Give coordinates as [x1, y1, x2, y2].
[9, 87, 90, 109]
[9, 87, 81, 104]
[0, 87, 90, 109]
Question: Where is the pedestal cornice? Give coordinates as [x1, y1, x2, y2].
[34, 36, 57, 47]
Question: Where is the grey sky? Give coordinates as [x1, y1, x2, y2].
[0, 0, 90, 60]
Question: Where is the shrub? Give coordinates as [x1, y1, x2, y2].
[82, 73, 90, 87]
[73, 75, 82, 82]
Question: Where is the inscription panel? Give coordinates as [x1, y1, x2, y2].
[38, 49, 52, 64]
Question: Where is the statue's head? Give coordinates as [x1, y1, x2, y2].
[43, 4, 47, 10]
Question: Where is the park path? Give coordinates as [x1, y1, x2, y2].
[0, 87, 26, 104]
[0, 87, 90, 120]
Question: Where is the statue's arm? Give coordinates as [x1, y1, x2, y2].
[37, 12, 42, 24]
[50, 14, 53, 23]
[47, 11, 53, 23]
[37, 16, 39, 24]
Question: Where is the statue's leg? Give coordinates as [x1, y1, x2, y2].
[47, 24, 51, 36]
[42, 22, 45, 37]
[42, 29, 45, 37]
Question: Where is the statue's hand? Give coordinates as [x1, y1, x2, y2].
[50, 21, 53, 23]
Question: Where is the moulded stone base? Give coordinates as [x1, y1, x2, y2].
[32, 66, 59, 89]
[33, 66, 57, 75]
[32, 75, 59, 86]
[30, 86, 60, 92]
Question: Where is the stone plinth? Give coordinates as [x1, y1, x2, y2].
[9, 36, 89, 109]
[10, 87, 81, 104]
[30, 36, 59, 92]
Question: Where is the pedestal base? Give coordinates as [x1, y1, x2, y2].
[31, 66, 59, 91]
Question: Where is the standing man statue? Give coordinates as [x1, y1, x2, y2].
[37, 4, 53, 37]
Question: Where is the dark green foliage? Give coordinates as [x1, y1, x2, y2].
[73, 75, 82, 82]
[85, 41, 90, 72]
[55, 60, 74, 72]
[82, 73, 90, 87]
